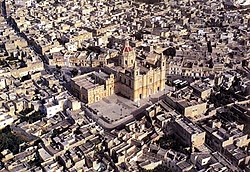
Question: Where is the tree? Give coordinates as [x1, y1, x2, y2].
[0, 126, 24, 154]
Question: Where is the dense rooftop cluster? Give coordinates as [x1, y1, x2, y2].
[0, 0, 249, 171]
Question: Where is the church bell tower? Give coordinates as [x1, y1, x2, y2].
[120, 40, 136, 68]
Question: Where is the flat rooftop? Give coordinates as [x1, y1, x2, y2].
[94, 71, 110, 80]
[191, 81, 212, 92]
[71, 72, 105, 90]
[178, 99, 204, 108]
[176, 118, 204, 134]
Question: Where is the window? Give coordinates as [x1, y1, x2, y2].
[125, 60, 127, 65]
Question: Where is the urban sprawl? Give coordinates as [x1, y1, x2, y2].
[0, 0, 250, 171]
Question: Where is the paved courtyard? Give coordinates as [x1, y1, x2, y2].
[89, 85, 171, 124]
[89, 94, 138, 123]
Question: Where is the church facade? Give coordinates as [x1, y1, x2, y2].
[113, 40, 166, 102]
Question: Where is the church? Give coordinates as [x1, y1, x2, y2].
[71, 40, 166, 104]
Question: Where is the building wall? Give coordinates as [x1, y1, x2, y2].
[86, 85, 106, 104]
[192, 86, 212, 100]
[0, 78, 6, 89]
[0, 114, 14, 130]
[181, 102, 207, 118]
[235, 135, 250, 148]
[115, 82, 133, 99]
[45, 104, 61, 118]
[200, 89, 212, 100]
[191, 132, 206, 148]
[174, 120, 206, 148]
[167, 63, 224, 78]
[133, 68, 165, 102]
[115, 66, 165, 102]
[11, 62, 44, 77]
[116, 55, 166, 102]
[71, 73, 115, 104]
[71, 81, 81, 100]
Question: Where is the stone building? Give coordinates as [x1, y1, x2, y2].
[165, 87, 207, 118]
[166, 56, 225, 79]
[106, 40, 166, 102]
[70, 40, 166, 103]
[71, 71, 115, 104]
[174, 118, 206, 148]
